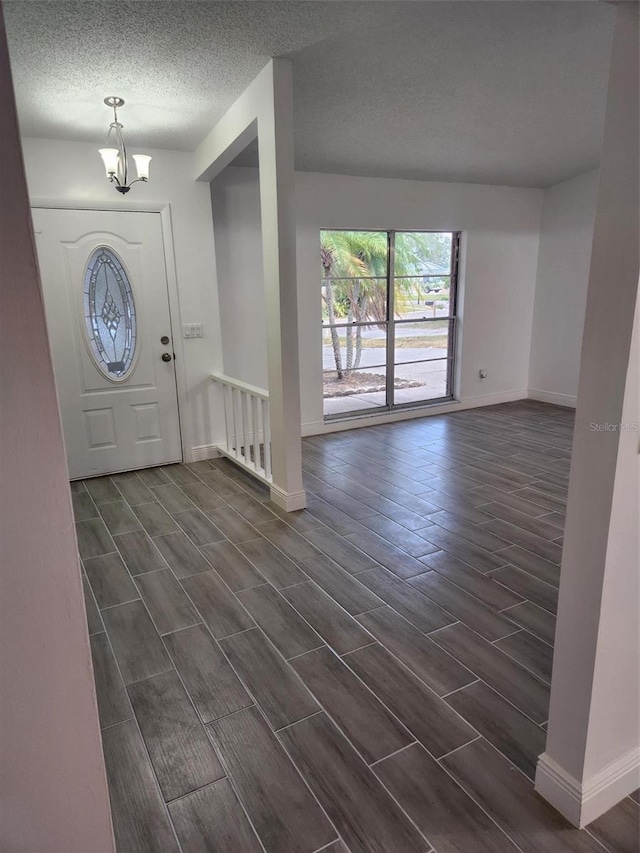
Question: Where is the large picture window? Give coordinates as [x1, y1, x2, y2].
[321, 230, 460, 419]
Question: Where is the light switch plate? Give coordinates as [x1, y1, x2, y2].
[183, 323, 203, 339]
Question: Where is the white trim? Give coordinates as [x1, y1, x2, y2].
[301, 389, 528, 436]
[528, 388, 577, 408]
[31, 197, 174, 214]
[30, 198, 190, 464]
[158, 205, 190, 462]
[210, 372, 269, 400]
[190, 444, 221, 462]
[535, 749, 640, 828]
[270, 484, 307, 511]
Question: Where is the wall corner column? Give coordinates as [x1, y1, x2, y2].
[534, 0, 640, 827]
[194, 58, 306, 511]
[258, 59, 306, 510]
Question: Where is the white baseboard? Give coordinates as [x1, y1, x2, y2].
[270, 484, 307, 511]
[528, 388, 578, 408]
[301, 389, 529, 437]
[192, 445, 306, 513]
[535, 749, 640, 827]
[190, 444, 222, 462]
[463, 389, 530, 407]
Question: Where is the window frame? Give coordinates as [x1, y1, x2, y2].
[321, 229, 461, 421]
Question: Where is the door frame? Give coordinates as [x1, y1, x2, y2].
[31, 198, 190, 465]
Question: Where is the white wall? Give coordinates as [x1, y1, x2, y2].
[21, 137, 222, 457]
[586, 295, 639, 774]
[211, 167, 543, 433]
[211, 166, 268, 389]
[1, 24, 114, 850]
[529, 169, 600, 407]
[536, 1, 639, 825]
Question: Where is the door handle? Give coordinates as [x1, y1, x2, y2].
[161, 352, 172, 362]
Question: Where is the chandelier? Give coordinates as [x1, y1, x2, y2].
[98, 97, 151, 194]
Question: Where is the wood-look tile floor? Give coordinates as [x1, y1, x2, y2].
[75, 401, 639, 853]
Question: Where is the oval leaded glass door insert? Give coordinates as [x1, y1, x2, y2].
[83, 247, 137, 379]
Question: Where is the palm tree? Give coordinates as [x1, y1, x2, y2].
[321, 230, 426, 375]
[321, 231, 388, 376]
[320, 236, 364, 379]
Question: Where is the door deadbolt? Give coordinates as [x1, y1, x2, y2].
[161, 352, 172, 362]
[160, 335, 170, 345]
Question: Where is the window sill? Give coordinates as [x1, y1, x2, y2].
[323, 395, 456, 424]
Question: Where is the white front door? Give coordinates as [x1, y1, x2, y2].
[33, 208, 182, 479]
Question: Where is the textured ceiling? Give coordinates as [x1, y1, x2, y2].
[4, 1, 615, 187]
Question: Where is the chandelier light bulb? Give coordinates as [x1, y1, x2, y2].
[132, 154, 152, 182]
[99, 147, 119, 177]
